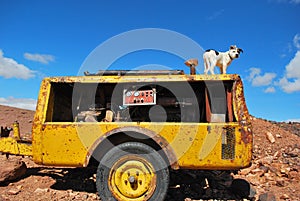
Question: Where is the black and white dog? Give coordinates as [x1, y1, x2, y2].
[203, 45, 243, 74]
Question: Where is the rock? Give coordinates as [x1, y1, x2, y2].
[7, 188, 20, 195]
[280, 194, 290, 200]
[250, 168, 265, 177]
[264, 173, 275, 181]
[266, 132, 275, 143]
[275, 178, 285, 187]
[258, 191, 276, 201]
[91, 194, 99, 200]
[16, 185, 23, 191]
[288, 171, 299, 180]
[249, 185, 257, 199]
[273, 151, 280, 158]
[280, 167, 290, 176]
[34, 188, 49, 193]
[251, 165, 269, 177]
[0, 158, 27, 183]
[258, 156, 274, 165]
[287, 147, 299, 157]
[239, 168, 251, 176]
[259, 165, 269, 173]
[0, 195, 9, 201]
[82, 194, 89, 199]
[269, 163, 283, 176]
[247, 173, 265, 186]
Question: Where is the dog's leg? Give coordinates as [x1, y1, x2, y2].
[203, 54, 209, 74]
[209, 59, 216, 74]
[210, 66, 215, 74]
[221, 64, 227, 74]
[204, 59, 209, 74]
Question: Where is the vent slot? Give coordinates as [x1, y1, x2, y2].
[222, 127, 235, 160]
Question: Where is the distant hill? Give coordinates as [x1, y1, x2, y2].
[0, 105, 35, 135]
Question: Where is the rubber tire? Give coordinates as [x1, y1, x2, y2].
[96, 142, 169, 201]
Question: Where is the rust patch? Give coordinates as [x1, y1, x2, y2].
[232, 77, 252, 144]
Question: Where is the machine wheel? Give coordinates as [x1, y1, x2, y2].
[96, 142, 169, 201]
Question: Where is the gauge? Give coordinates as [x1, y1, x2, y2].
[134, 91, 140, 97]
[126, 91, 132, 97]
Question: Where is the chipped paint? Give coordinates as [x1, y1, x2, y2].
[232, 77, 252, 144]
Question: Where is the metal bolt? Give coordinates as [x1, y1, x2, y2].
[128, 176, 135, 183]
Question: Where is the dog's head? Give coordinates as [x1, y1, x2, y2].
[229, 45, 243, 59]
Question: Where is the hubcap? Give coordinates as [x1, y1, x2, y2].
[109, 155, 156, 200]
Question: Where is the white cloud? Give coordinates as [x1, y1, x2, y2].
[277, 51, 300, 93]
[264, 86, 276, 93]
[293, 34, 300, 49]
[278, 77, 300, 93]
[207, 9, 225, 20]
[248, 68, 277, 87]
[284, 118, 300, 123]
[24, 52, 55, 64]
[273, 0, 300, 4]
[0, 50, 36, 79]
[286, 51, 300, 78]
[247, 67, 261, 80]
[0, 97, 36, 111]
[290, 0, 300, 4]
[252, 73, 277, 86]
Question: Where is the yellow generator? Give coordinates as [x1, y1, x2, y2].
[0, 69, 252, 201]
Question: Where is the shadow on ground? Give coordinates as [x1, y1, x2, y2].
[7, 167, 252, 201]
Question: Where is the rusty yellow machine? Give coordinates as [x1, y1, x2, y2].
[0, 64, 252, 200]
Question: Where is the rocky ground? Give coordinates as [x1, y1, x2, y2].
[0, 105, 299, 201]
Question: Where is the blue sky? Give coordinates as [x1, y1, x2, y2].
[0, 0, 299, 122]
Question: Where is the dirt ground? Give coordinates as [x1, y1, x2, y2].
[0, 105, 299, 201]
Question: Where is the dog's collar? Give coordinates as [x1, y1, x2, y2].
[228, 53, 234, 60]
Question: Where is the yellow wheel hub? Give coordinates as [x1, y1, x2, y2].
[109, 155, 156, 200]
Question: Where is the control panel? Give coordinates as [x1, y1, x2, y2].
[123, 88, 156, 106]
